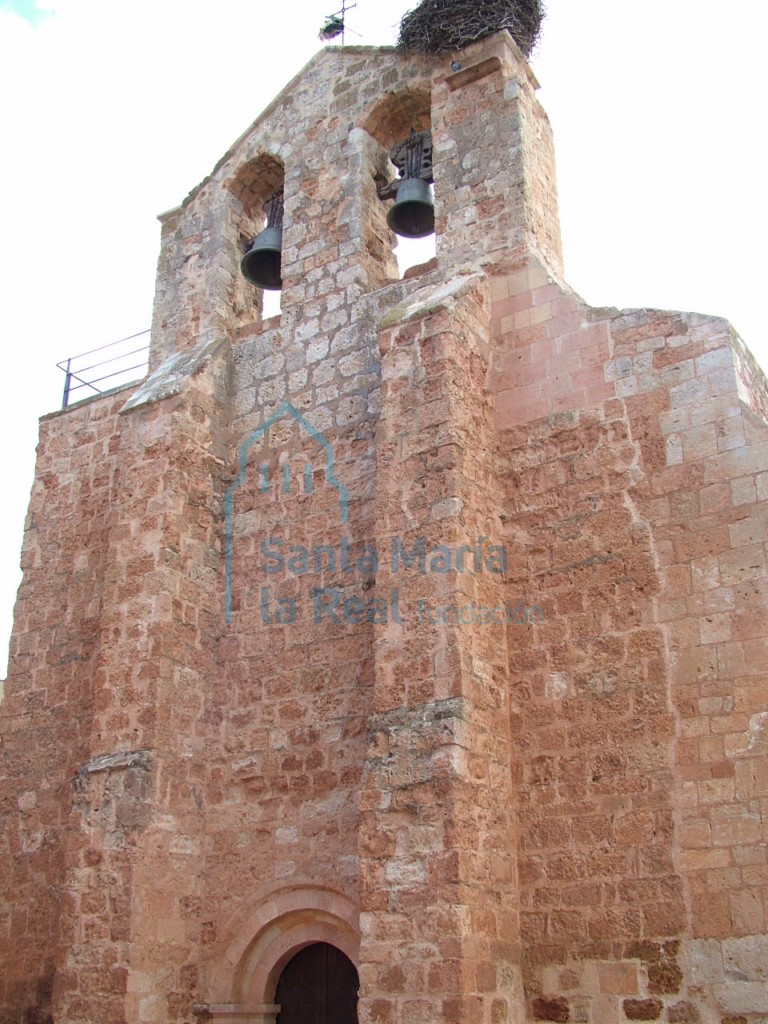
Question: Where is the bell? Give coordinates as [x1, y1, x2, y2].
[241, 226, 283, 290]
[386, 177, 434, 239]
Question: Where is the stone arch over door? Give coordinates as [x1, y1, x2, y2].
[206, 884, 360, 1023]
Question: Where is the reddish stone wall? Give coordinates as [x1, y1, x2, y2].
[57, 371, 228, 1024]
[502, 400, 687, 1015]
[199, 309, 383, 1000]
[489, 259, 768, 1021]
[1, 31, 766, 1024]
[0, 392, 127, 1023]
[358, 277, 523, 1024]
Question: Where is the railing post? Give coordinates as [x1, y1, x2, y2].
[62, 358, 72, 409]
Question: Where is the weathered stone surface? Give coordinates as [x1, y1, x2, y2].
[623, 999, 664, 1021]
[121, 336, 228, 410]
[533, 995, 571, 1021]
[667, 1002, 701, 1023]
[722, 935, 768, 981]
[0, 26, 766, 1024]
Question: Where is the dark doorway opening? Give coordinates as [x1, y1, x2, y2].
[275, 942, 359, 1024]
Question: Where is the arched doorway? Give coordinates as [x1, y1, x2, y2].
[275, 942, 359, 1024]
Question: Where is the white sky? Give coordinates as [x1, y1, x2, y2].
[0, 0, 765, 676]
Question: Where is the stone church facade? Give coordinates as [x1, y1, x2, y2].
[1, 31, 766, 1024]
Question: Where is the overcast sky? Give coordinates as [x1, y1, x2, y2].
[0, 0, 765, 675]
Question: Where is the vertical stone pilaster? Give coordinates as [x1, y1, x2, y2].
[358, 276, 524, 1024]
[432, 32, 563, 279]
[0, 392, 130, 1024]
[53, 344, 231, 1024]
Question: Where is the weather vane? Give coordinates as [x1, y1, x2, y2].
[319, 1, 358, 44]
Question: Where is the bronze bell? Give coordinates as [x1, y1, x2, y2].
[241, 226, 283, 290]
[382, 129, 435, 240]
[241, 187, 284, 291]
[386, 177, 434, 239]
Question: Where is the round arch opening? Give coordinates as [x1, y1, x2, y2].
[275, 942, 359, 1024]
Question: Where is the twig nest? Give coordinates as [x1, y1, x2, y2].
[397, 0, 545, 57]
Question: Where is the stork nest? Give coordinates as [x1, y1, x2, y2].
[397, 0, 544, 57]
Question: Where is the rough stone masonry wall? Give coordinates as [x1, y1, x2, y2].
[430, 34, 562, 278]
[0, 336, 230, 1024]
[148, 49, 435, 373]
[1, 29, 766, 1024]
[52, 353, 229, 1024]
[198, 304, 385, 1004]
[149, 34, 561, 375]
[140, 33, 565, 1017]
[622, 310, 768, 1023]
[358, 276, 523, 1024]
[490, 256, 768, 1023]
[0, 392, 126, 1024]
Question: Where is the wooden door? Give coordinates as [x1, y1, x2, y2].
[275, 942, 359, 1024]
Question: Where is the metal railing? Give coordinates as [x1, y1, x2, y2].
[58, 330, 150, 409]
